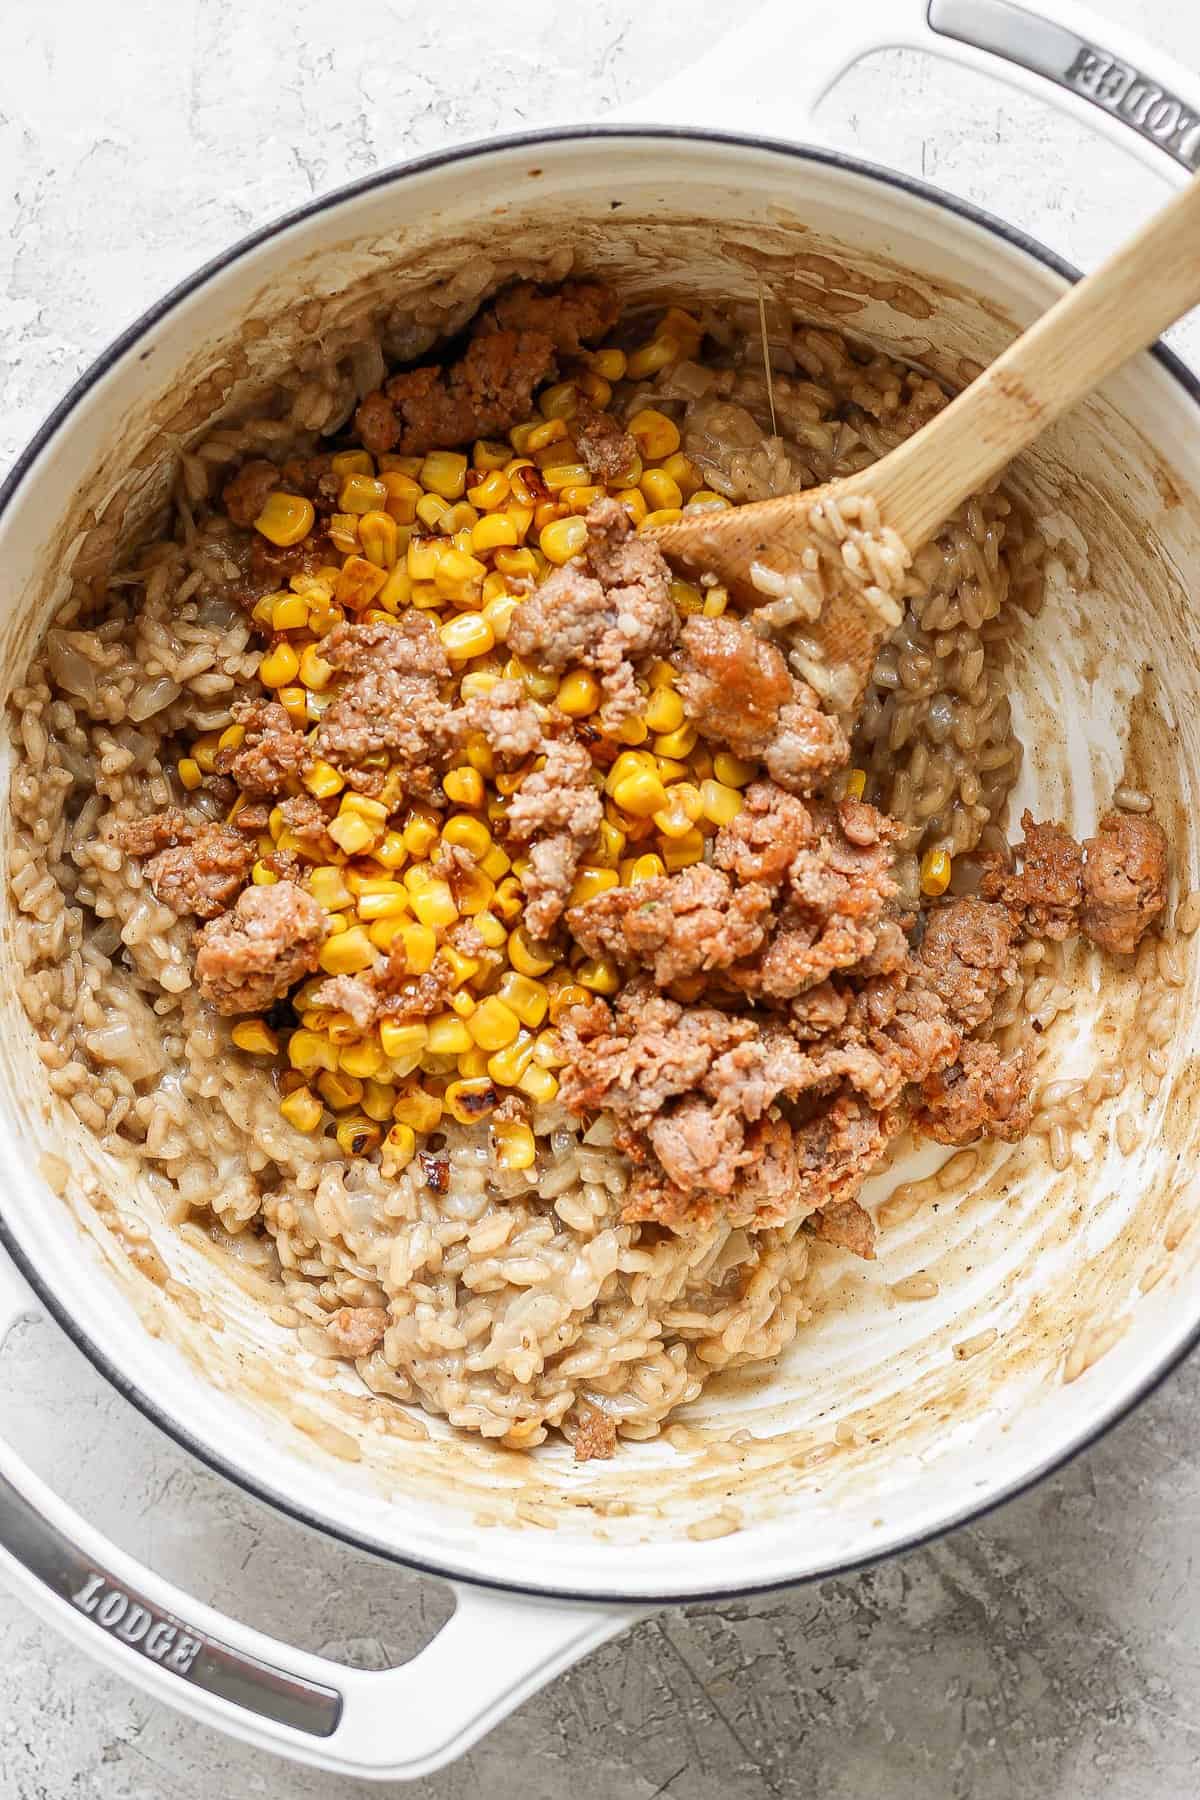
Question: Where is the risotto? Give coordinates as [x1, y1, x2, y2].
[8, 278, 1171, 1457]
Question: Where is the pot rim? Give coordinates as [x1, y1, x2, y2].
[2, 122, 1198, 1607]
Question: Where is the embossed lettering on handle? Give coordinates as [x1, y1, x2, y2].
[928, 0, 1200, 171]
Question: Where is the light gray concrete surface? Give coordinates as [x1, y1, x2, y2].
[3, 2, 1200, 1794]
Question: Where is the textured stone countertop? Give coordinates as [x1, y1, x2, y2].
[3, 2, 1200, 1795]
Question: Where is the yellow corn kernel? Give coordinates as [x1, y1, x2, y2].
[379, 1019, 430, 1064]
[585, 347, 624, 381]
[379, 471, 422, 525]
[662, 827, 706, 870]
[614, 487, 649, 528]
[439, 613, 494, 661]
[177, 757, 202, 792]
[230, 1019, 279, 1057]
[668, 577, 704, 618]
[437, 769, 482, 814]
[538, 379, 579, 421]
[576, 369, 612, 409]
[656, 755, 689, 784]
[494, 546, 538, 580]
[569, 865, 620, 907]
[920, 847, 952, 897]
[548, 983, 590, 1025]
[542, 463, 591, 495]
[383, 1122, 417, 1169]
[640, 507, 683, 530]
[288, 1028, 339, 1075]
[575, 957, 620, 997]
[328, 513, 360, 555]
[327, 814, 376, 857]
[318, 925, 374, 976]
[340, 474, 388, 516]
[685, 489, 732, 513]
[214, 722, 245, 755]
[420, 450, 468, 500]
[332, 449, 374, 479]
[335, 1115, 382, 1157]
[493, 1119, 536, 1171]
[427, 1013, 473, 1056]
[378, 454, 423, 477]
[644, 687, 685, 734]
[539, 516, 588, 564]
[338, 1039, 387, 1082]
[406, 537, 443, 582]
[410, 880, 457, 930]
[392, 1087, 443, 1132]
[416, 494, 449, 534]
[365, 830, 404, 874]
[435, 546, 487, 595]
[640, 469, 684, 512]
[439, 818, 489, 862]
[606, 749, 657, 792]
[250, 860, 278, 885]
[612, 769, 670, 819]
[469, 470, 511, 513]
[255, 492, 315, 547]
[440, 945, 480, 990]
[490, 875, 521, 922]
[699, 778, 744, 827]
[357, 886, 411, 921]
[702, 585, 728, 618]
[653, 783, 703, 838]
[653, 723, 699, 759]
[278, 685, 308, 728]
[846, 768, 868, 801]
[713, 750, 757, 788]
[626, 336, 680, 381]
[269, 590, 308, 633]
[473, 911, 507, 949]
[631, 852, 668, 884]
[317, 1069, 365, 1111]
[367, 916, 407, 953]
[496, 972, 549, 1029]
[450, 991, 478, 1021]
[298, 643, 335, 691]
[335, 555, 388, 612]
[508, 925, 554, 977]
[280, 1085, 323, 1132]
[487, 1030, 536, 1087]
[457, 866, 495, 917]
[516, 1065, 559, 1105]
[659, 451, 702, 498]
[464, 515, 515, 560]
[357, 510, 400, 570]
[444, 1077, 501, 1125]
[441, 505, 480, 540]
[298, 763, 341, 807]
[360, 1079, 396, 1124]
[480, 844, 511, 882]
[552, 669, 599, 719]
[258, 640, 300, 689]
[308, 866, 354, 911]
[465, 996, 520, 1053]
[474, 438, 511, 471]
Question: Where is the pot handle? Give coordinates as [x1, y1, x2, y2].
[0, 1257, 637, 1779]
[625, 0, 1199, 185]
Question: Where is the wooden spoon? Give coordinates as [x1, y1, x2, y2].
[648, 175, 1200, 713]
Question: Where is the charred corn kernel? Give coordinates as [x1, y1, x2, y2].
[336, 556, 388, 612]
[662, 827, 705, 870]
[480, 843, 511, 881]
[328, 815, 375, 856]
[298, 643, 335, 690]
[713, 750, 756, 787]
[487, 1030, 535, 1087]
[269, 591, 309, 632]
[554, 669, 600, 718]
[255, 492, 315, 547]
[569, 865, 620, 907]
[846, 768, 867, 800]
[358, 511, 399, 569]
[231, 1019, 279, 1057]
[439, 613, 494, 660]
[641, 508, 683, 531]
[496, 973, 549, 1029]
[653, 783, 703, 838]
[360, 1079, 396, 1124]
[442, 814, 491, 858]
[402, 813, 440, 859]
[340, 474, 388, 515]
[410, 879, 457, 930]
[439, 767, 483, 811]
[668, 577, 704, 617]
[280, 1085, 323, 1132]
[654, 723, 699, 759]
[628, 334, 682, 380]
[509, 925, 553, 976]
[250, 860, 278, 885]
[178, 757, 202, 791]
[474, 910, 507, 949]
[288, 1029, 339, 1075]
[445, 1077, 501, 1125]
[392, 1087, 442, 1132]
[614, 487, 648, 528]
[308, 866, 354, 910]
[329, 513, 360, 555]
[493, 1119, 536, 1171]
[335, 1116, 382, 1157]
[659, 451, 702, 498]
[474, 437, 511, 470]
[259, 641, 300, 688]
[539, 516, 588, 565]
[539, 380, 579, 420]
[494, 876, 524, 922]
[378, 1020, 430, 1063]
[332, 449, 374, 479]
[516, 1064, 558, 1104]
[631, 852, 667, 883]
[383, 1122, 417, 1168]
[685, 489, 732, 513]
[640, 469, 683, 512]
[494, 547, 538, 581]
[427, 1013, 473, 1056]
[644, 687, 685, 733]
[420, 450, 468, 500]
[357, 887, 411, 921]
[317, 1069, 364, 1111]
[576, 956, 620, 996]
[395, 921, 438, 979]
[279, 685, 308, 728]
[318, 925, 374, 975]
[467, 996, 521, 1051]
[920, 848, 952, 896]
[612, 768, 670, 818]
[699, 778, 744, 826]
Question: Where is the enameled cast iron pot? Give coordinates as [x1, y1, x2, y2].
[1, 0, 1200, 1778]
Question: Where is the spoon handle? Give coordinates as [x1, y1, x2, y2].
[849, 174, 1200, 549]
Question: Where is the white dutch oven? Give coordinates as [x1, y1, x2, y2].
[1, 0, 1200, 1779]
